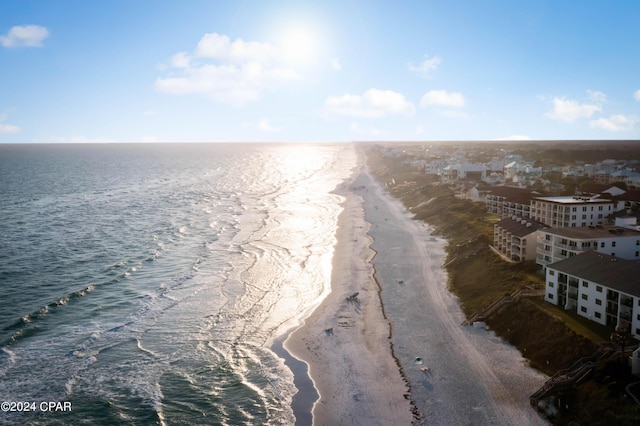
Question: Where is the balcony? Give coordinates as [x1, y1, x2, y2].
[621, 297, 633, 307]
[536, 246, 552, 256]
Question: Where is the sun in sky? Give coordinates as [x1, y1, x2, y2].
[0, 0, 639, 143]
[278, 24, 319, 66]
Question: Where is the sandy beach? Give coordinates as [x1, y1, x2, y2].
[286, 148, 548, 425]
[285, 153, 413, 425]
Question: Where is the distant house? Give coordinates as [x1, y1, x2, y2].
[614, 190, 640, 214]
[483, 172, 505, 186]
[545, 251, 640, 337]
[493, 216, 545, 262]
[577, 183, 626, 197]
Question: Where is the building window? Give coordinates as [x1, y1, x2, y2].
[582, 207, 587, 212]
[601, 242, 605, 248]
[581, 294, 588, 301]
[582, 214, 587, 219]
[582, 281, 588, 288]
[596, 285, 602, 293]
[549, 282, 554, 288]
[612, 241, 616, 247]
[636, 240, 639, 246]
[548, 293, 554, 300]
[636, 251, 639, 257]
[549, 270, 555, 276]
[596, 299, 602, 305]
[581, 306, 587, 313]
[595, 312, 601, 319]
[612, 253, 615, 257]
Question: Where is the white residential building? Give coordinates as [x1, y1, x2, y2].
[545, 251, 640, 337]
[530, 196, 616, 228]
[536, 222, 640, 267]
[494, 216, 545, 262]
[484, 187, 538, 218]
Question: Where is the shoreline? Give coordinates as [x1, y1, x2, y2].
[284, 152, 413, 425]
[283, 146, 547, 425]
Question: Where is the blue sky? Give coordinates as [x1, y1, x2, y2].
[1, 0, 639, 143]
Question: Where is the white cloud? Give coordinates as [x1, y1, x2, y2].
[330, 57, 341, 71]
[196, 33, 276, 64]
[170, 52, 191, 68]
[0, 114, 20, 135]
[545, 97, 601, 122]
[259, 117, 280, 132]
[587, 90, 607, 104]
[0, 123, 20, 135]
[634, 90, 640, 101]
[325, 89, 415, 118]
[420, 90, 465, 108]
[408, 55, 442, 78]
[142, 110, 156, 117]
[156, 33, 301, 106]
[589, 114, 636, 131]
[0, 25, 49, 48]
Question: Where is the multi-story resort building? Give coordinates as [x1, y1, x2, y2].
[484, 187, 538, 218]
[545, 251, 640, 338]
[493, 216, 546, 262]
[530, 196, 616, 228]
[536, 222, 640, 267]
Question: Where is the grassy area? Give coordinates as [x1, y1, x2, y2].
[529, 298, 613, 344]
[364, 147, 640, 424]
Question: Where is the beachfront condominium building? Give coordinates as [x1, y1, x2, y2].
[545, 251, 640, 338]
[536, 222, 640, 267]
[493, 216, 545, 262]
[530, 196, 616, 228]
[484, 187, 539, 218]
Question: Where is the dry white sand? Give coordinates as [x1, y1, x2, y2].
[285, 158, 413, 426]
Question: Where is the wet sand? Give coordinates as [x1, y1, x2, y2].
[285, 150, 548, 425]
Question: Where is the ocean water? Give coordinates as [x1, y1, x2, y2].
[0, 142, 356, 425]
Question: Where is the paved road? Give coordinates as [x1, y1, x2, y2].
[355, 168, 548, 426]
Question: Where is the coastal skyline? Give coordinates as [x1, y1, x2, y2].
[1, 0, 639, 143]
